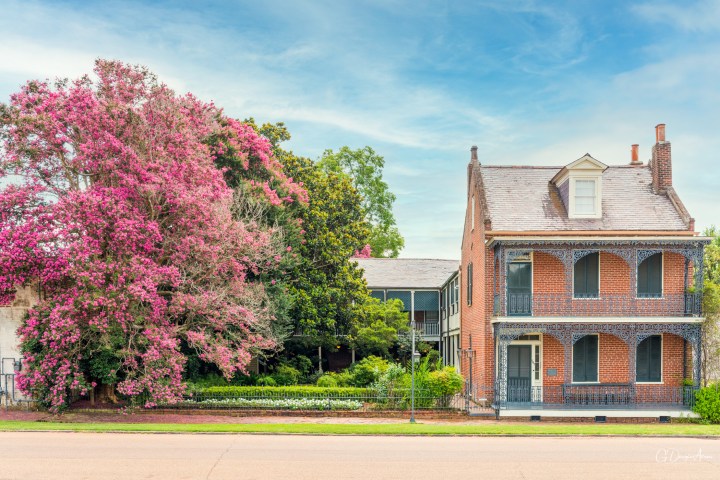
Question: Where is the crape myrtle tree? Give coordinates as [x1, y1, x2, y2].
[0, 60, 306, 411]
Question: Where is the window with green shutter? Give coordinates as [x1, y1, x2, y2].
[467, 263, 473, 306]
[573, 335, 598, 383]
[636, 335, 662, 382]
[574, 252, 599, 298]
[638, 253, 662, 298]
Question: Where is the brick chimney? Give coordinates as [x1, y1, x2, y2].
[630, 144, 642, 166]
[651, 124, 672, 193]
[470, 145, 478, 162]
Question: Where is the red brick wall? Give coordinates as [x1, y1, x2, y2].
[651, 140, 672, 193]
[661, 333, 685, 386]
[539, 333, 686, 388]
[542, 335, 565, 387]
[533, 253, 565, 294]
[460, 174, 489, 388]
[600, 253, 630, 294]
[599, 334, 629, 383]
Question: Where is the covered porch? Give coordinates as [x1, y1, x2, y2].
[491, 320, 702, 412]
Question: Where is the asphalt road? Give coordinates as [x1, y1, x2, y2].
[0, 432, 719, 479]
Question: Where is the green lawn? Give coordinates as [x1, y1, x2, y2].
[0, 420, 719, 436]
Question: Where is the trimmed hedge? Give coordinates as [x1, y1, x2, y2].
[182, 398, 363, 410]
[194, 386, 372, 398]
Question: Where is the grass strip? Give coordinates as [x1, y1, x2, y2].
[0, 421, 719, 436]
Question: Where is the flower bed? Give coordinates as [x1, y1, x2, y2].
[181, 397, 363, 411]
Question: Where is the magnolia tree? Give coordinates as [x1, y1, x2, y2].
[0, 60, 306, 410]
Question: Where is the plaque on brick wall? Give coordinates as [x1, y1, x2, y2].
[547, 368, 558, 377]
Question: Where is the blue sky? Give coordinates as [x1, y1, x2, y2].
[1, 0, 719, 259]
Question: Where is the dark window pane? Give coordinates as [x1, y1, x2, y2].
[637, 335, 662, 382]
[638, 253, 662, 298]
[574, 252, 599, 298]
[573, 335, 598, 382]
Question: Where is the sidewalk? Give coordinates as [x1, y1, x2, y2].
[0, 409, 508, 426]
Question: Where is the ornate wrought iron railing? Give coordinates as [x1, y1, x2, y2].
[497, 292, 702, 317]
[489, 382, 697, 409]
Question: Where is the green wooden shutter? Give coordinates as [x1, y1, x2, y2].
[638, 253, 662, 298]
[637, 338, 650, 381]
[574, 253, 599, 297]
[573, 335, 598, 382]
[585, 335, 598, 382]
[573, 339, 586, 382]
[649, 336, 662, 382]
[636, 335, 662, 382]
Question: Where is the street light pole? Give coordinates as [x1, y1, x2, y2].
[410, 290, 416, 424]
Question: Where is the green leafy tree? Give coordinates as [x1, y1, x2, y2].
[350, 298, 409, 357]
[702, 226, 720, 384]
[283, 154, 371, 339]
[704, 226, 720, 285]
[319, 146, 404, 257]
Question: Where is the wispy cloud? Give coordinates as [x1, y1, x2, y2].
[1, 0, 719, 257]
[633, 0, 720, 33]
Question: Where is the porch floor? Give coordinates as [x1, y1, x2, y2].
[497, 406, 696, 418]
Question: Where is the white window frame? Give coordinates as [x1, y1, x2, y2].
[569, 177, 602, 219]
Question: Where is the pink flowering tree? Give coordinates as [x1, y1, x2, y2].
[0, 60, 305, 411]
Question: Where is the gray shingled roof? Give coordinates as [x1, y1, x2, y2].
[355, 258, 459, 289]
[480, 165, 688, 231]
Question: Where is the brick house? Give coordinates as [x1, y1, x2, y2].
[460, 124, 710, 417]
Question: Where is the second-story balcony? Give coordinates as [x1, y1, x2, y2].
[497, 292, 702, 317]
[489, 237, 709, 319]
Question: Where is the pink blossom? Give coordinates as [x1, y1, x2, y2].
[1, 60, 294, 411]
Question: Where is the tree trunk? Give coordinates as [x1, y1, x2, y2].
[96, 384, 119, 404]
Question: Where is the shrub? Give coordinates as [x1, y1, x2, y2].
[425, 349, 440, 367]
[333, 371, 353, 387]
[316, 374, 338, 387]
[256, 375, 277, 387]
[290, 355, 314, 379]
[427, 367, 464, 396]
[350, 356, 390, 386]
[372, 363, 410, 408]
[426, 367, 464, 407]
[272, 365, 301, 386]
[693, 384, 720, 423]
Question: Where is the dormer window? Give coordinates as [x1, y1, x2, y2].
[573, 179, 597, 216]
[551, 154, 607, 220]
